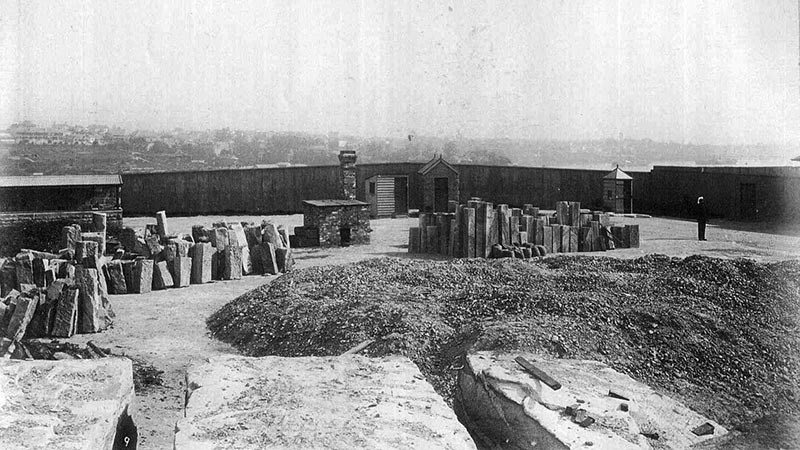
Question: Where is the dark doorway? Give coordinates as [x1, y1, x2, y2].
[434, 177, 449, 212]
[340, 227, 351, 246]
[740, 183, 756, 219]
[622, 180, 632, 213]
[394, 177, 408, 216]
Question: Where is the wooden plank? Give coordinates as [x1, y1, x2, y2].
[515, 356, 562, 391]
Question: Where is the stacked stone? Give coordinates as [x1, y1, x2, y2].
[409, 200, 637, 258]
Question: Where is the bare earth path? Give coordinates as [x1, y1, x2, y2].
[70, 214, 800, 449]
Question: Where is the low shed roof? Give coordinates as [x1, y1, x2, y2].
[303, 199, 368, 207]
[0, 174, 122, 188]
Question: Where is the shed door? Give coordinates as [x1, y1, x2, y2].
[376, 178, 395, 217]
[394, 177, 408, 215]
[434, 177, 449, 212]
[740, 183, 756, 219]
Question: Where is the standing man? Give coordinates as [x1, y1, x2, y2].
[697, 196, 707, 241]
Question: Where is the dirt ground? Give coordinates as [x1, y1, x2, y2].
[68, 214, 800, 449]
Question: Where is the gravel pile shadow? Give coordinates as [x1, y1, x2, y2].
[207, 255, 800, 429]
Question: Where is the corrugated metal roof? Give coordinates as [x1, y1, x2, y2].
[603, 167, 633, 180]
[303, 199, 368, 207]
[0, 174, 123, 188]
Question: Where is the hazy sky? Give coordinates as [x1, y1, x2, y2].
[1, 0, 799, 144]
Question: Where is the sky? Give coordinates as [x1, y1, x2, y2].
[1, 0, 799, 145]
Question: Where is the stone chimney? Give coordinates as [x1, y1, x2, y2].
[338, 149, 357, 200]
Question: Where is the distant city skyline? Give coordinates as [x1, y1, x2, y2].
[1, 1, 799, 147]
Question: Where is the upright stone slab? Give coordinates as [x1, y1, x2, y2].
[144, 235, 163, 258]
[231, 225, 252, 274]
[580, 211, 592, 227]
[61, 225, 81, 252]
[32, 257, 47, 287]
[105, 261, 127, 295]
[612, 226, 627, 248]
[174, 355, 477, 450]
[568, 202, 581, 227]
[542, 226, 553, 254]
[15, 254, 34, 288]
[82, 233, 106, 257]
[256, 243, 279, 275]
[421, 225, 435, 254]
[120, 227, 138, 252]
[523, 216, 535, 243]
[518, 232, 528, 245]
[551, 225, 562, 253]
[408, 227, 421, 253]
[192, 225, 211, 243]
[591, 221, 603, 251]
[510, 216, 521, 245]
[533, 219, 545, 246]
[463, 207, 476, 258]
[569, 226, 579, 253]
[152, 261, 174, 290]
[173, 257, 192, 287]
[130, 259, 153, 294]
[580, 227, 593, 252]
[92, 212, 107, 233]
[5, 295, 37, 341]
[75, 267, 112, 333]
[0, 258, 17, 297]
[261, 222, 282, 249]
[626, 224, 640, 248]
[275, 247, 294, 273]
[560, 225, 571, 253]
[437, 215, 450, 255]
[190, 243, 213, 284]
[498, 204, 510, 246]
[475, 203, 489, 258]
[556, 201, 570, 225]
[451, 206, 463, 258]
[222, 246, 243, 280]
[156, 210, 169, 239]
[50, 285, 79, 338]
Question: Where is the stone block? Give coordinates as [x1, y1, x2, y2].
[277, 226, 291, 249]
[245, 226, 263, 248]
[92, 212, 107, 233]
[591, 221, 603, 251]
[580, 212, 592, 227]
[438, 214, 451, 255]
[156, 210, 169, 239]
[459, 352, 726, 450]
[145, 235, 163, 258]
[44, 268, 56, 287]
[32, 257, 47, 287]
[612, 226, 626, 248]
[82, 232, 106, 256]
[120, 227, 138, 252]
[212, 227, 230, 252]
[275, 247, 294, 273]
[519, 232, 528, 246]
[222, 246, 243, 280]
[0, 358, 135, 450]
[173, 257, 192, 288]
[190, 243, 214, 284]
[152, 261, 174, 290]
[174, 355, 476, 450]
[580, 227, 593, 252]
[487, 208, 499, 252]
[130, 259, 153, 294]
[75, 267, 113, 333]
[542, 226, 553, 254]
[511, 208, 522, 217]
[105, 261, 127, 295]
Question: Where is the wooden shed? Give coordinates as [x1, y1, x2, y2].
[603, 166, 633, 213]
[364, 175, 408, 218]
[419, 155, 459, 213]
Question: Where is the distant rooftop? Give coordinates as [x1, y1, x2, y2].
[0, 174, 122, 188]
[303, 199, 368, 207]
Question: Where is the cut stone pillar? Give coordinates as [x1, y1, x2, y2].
[190, 243, 213, 284]
[498, 204, 510, 246]
[152, 261, 174, 290]
[222, 246, 242, 280]
[130, 259, 153, 294]
[156, 210, 169, 239]
[51, 286, 79, 337]
[275, 247, 294, 273]
[542, 226, 553, 254]
[173, 257, 191, 287]
[560, 225, 571, 253]
[463, 207, 476, 258]
[105, 261, 127, 294]
[75, 267, 112, 333]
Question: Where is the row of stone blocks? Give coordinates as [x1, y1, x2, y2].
[409, 200, 640, 257]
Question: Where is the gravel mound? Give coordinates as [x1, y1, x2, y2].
[207, 255, 800, 429]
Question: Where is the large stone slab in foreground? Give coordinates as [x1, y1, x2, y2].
[457, 352, 727, 450]
[175, 354, 476, 450]
[0, 358, 135, 450]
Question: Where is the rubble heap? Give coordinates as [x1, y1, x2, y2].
[409, 200, 639, 258]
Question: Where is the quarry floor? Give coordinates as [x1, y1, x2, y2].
[69, 214, 800, 449]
